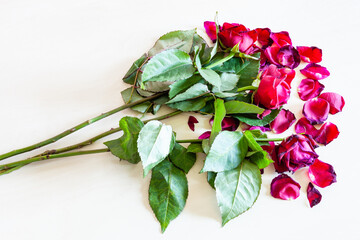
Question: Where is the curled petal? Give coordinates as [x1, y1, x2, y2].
[198, 131, 211, 140]
[264, 44, 281, 66]
[300, 63, 330, 80]
[303, 98, 330, 124]
[204, 21, 217, 41]
[298, 78, 325, 101]
[297, 46, 322, 63]
[318, 92, 345, 114]
[188, 116, 199, 131]
[249, 126, 271, 132]
[277, 45, 301, 69]
[209, 117, 240, 131]
[271, 174, 301, 200]
[308, 159, 337, 188]
[256, 28, 272, 47]
[315, 122, 340, 145]
[270, 31, 292, 47]
[295, 117, 319, 139]
[270, 109, 296, 134]
[307, 183, 322, 208]
[279, 68, 296, 86]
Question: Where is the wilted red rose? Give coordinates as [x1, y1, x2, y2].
[254, 65, 295, 109]
[274, 134, 319, 173]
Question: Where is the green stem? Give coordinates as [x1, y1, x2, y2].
[176, 139, 202, 143]
[237, 86, 258, 92]
[204, 52, 235, 69]
[0, 92, 165, 161]
[0, 148, 109, 174]
[34, 110, 182, 157]
[254, 138, 284, 142]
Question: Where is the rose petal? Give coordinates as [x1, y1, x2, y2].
[296, 46, 322, 63]
[318, 92, 345, 114]
[308, 159, 337, 188]
[270, 109, 296, 134]
[307, 182, 322, 208]
[221, 117, 240, 131]
[204, 21, 217, 42]
[261, 141, 275, 155]
[298, 79, 325, 101]
[198, 131, 211, 139]
[294, 117, 319, 139]
[315, 122, 340, 145]
[256, 28, 272, 47]
[270, 31, 292, 47]
[249, 126, 271, 132]
[300, 63, 330, 80]
[303, 98, 330, 124]
[271, 174, 301, 200]
[188, 116, 199, 131]
[277, 45, 301, 69]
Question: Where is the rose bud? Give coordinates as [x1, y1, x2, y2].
[274, 134, 319, 173]
[271, 174, 301, 200]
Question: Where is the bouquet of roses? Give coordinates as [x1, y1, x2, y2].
[0, 17, 344, 233]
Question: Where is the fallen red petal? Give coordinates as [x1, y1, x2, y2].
[270, 109, 296, 134]
[294, 117, 319, 139]
[277, 45, 301, 69]
[296, 46, 322, 63]
[204, 21, 217, 42]
[188, 116, 199, 131]
[221, 117, 240, 131]
[315, 122, 340, 145]
[318, 92, 345, 114]
[300, 63, 330, 80]
[271, 174, 301, 200]
[198, 131, 211, 139]
[270, 31, 292, 47]
[255, 28, 272, 47]
[308, 159, 337, 188]
[303, 98, 330, 124]
[298, 78, 325, 101]
[307, 182, 322, 208]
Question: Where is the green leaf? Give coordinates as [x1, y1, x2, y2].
[202, 139, 211, 155]
[195, 47, 221, 88]
[248, 150, 273, 169]
[166, 83, 209, 104]
[236, 53, 261, 88]
[121, 87, 152, 113]
[210, 99, 226, 144]
[215, 160, 261, 226]
[201, 131, 248, 173]
[148, 29, 196, 57]
[137, 121, 174, 176]
[104, 117, 144, 164]
[123, 54, 148, 84]
[190, 33, 207, 55]
[187, 143, 203, 153]
[233, 108, 281, 126]
[168, 75, 202, 99]
[169, 143, 196, 174]
[207, 171, 217, 189]
[142, 49, 195, 85]
[167, 97, 207, 112]
[149, 160, 188, 233]
[212, 72, 240, 93]
[225, 100, 264, 114]
[244, 131, 263, 152]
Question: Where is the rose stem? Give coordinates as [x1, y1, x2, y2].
[254, 138, 284, 142]
[0, 92, 165, 161]
[34, 110, 182, 157]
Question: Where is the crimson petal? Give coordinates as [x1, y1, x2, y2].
[277, 45, 301, 69]
[204, 21, 217, 42]
[318, 92, 345, 114]
[221, 117, 240, 131]
[315, 122, 340, 145]
[300, 63, 330, 80]
[255, 28, 272, 47]
[297, 46, 322, 63]
[198, 131, 211, 139]
[298, 78, 325, 101]
[307, 183, 322, 208]
[295, 117, 319, 139]
[303, 98, 330, 124]
[270, 31, 292, 47]
[270, 109, 296, 134]
[188, 116, 199, 131]
[271, 174, 301, 200]
[308, 159, 337, 188]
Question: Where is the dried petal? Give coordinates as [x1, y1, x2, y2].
[318, 92, 345, 114]
[297, 46, 322, 63]
[294, 117, 319, 139]
[307, 183, 322, 208]
[209, 117, 240, 131]
[298, 78, 325, 101]
[271, 174, 301, 200]
[204, 21, 217, 42]
[270, 109, 296, 134]
[300, 63, 330, 80]
[198, 131, 211, 140]
[315, 122, 340, 145]
[303, 98, 330, 124]
[277, 45, 301, 69]
[308, 159, 337, 188]
[188, 116, 199, 131]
